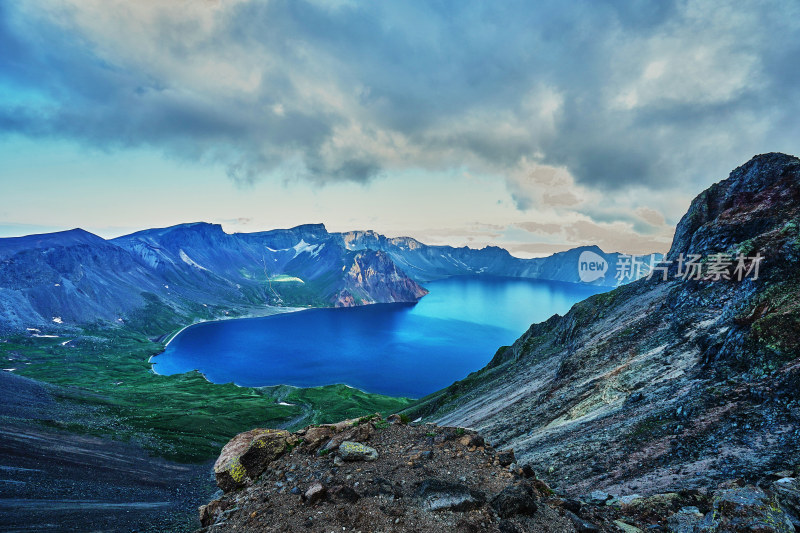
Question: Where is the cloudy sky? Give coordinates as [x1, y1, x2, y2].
[1, 0, 798, 256]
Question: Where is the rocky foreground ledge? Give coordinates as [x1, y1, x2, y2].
[197, 415, 800, 532]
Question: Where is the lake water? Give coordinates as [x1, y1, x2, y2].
[152, 276, 608, 398]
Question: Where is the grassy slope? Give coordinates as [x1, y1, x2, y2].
[1, 327, 413, 463]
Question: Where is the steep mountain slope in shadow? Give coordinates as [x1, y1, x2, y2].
[413, 153, 800, 497]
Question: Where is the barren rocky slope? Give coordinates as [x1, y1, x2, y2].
[408, 153, 800, 500]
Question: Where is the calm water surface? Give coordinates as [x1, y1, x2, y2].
[152, 276, 608, 398]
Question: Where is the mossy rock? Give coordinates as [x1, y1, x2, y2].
[338, 441, 378, 461]
[705, 485, 795, 532]
[214, 428, 290, 492]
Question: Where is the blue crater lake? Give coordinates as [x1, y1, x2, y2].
[152, 276, 609, 398]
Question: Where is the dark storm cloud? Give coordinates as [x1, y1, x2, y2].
[0, 0, 799, 195]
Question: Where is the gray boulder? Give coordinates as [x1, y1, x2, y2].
[337, 441, 378, 462]
[415, 479, 486, 512]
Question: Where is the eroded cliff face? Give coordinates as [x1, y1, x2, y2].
[415, 153, 800, 499]
[334, 250, 429, 307]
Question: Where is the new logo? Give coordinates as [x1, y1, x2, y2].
[578, 250, 608, 283]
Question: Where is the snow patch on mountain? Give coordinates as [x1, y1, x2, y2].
[292, 240, 322, 258]
[179, 249, 209, 271]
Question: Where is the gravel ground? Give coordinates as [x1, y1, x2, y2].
[0, 370, 215, 532]
[200, 421, 582, 533]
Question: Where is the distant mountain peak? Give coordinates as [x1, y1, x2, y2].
[158, 221, 225, 234]
[55, 227, 95, 237]
[114, 222, 227, 243]
[291, 223, 327, 233]
[574, 244, 605, 253]
[0, 214, 664, 331]
[735, 151, 799, 175]
[0, 227, 107, 260]
[0, 227, 98, 242]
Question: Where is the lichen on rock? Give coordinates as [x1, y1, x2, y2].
[213, 428, 290, 492]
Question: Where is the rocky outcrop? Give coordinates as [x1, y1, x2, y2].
[197, 416, 800, 532]
[335, 250, 429, 307]
[197, 416, 586, 531]
[774, 477, 800, 528]
[667, 153, 800, 261]
[413, 153, 800, 500]
[415, 478, 486, 512]
[213, 428, 292, 492]
[336, 441, 378, 461]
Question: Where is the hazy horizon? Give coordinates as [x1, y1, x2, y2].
[0, 219, 664, 259]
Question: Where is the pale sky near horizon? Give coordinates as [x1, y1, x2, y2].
[1, 1, 799, 257]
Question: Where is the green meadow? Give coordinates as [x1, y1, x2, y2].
[1, 327, 413, 463]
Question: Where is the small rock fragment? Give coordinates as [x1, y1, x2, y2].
[617, 494, 643, 505]
[415, 478, 486, 512]
[588, 490, 611, 504]
[496, 449, 516, 467]
[491, 481, 539, 518]
[613, 520, 642, 532]
[198, 499, 230, 527]
[302, 426, 334, 451]
[303, 481, 327, 505]
[519, 464, 536, 478]
[565, 510, 600, 532]
[373, 477, 403, 499]
[330, 484, 361, 503]
[667, 511, 704, 533]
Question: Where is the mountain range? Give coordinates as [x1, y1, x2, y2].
[0, 222, 656, 333]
